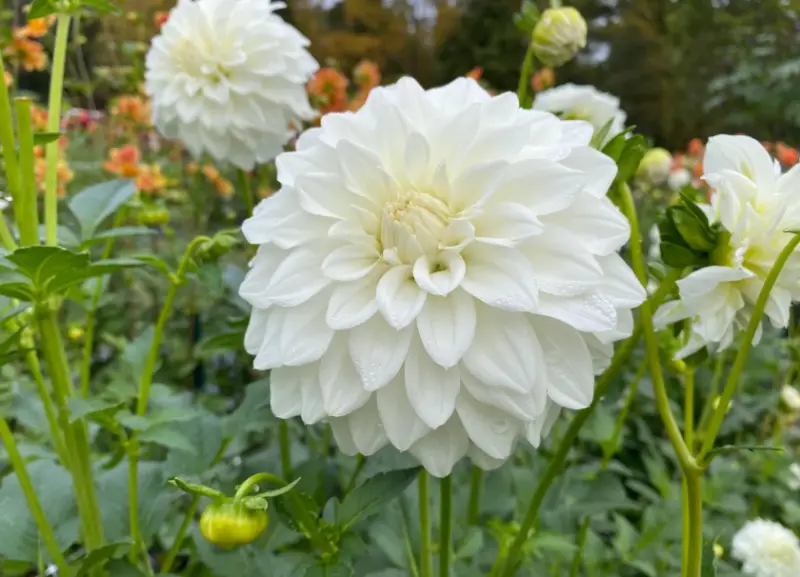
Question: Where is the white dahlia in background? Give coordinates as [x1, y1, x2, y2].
[240, 77, 645, 477]
[533, 83, 626, 146]
[144, 0, 318, 170]
[654, 135, 800, 358]
[732, 519, 800, 577]
[668, 167, 692, 191]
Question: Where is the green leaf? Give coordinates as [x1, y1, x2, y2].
[134, 254, 171, 276]
[222, 378, 270, 439]
[164, 413, 223, 477]
[707, 444, 784, 459]
[0, 303, 29, 324]
[80, 0, 121, 13]
[168, 477, 225, 500]
[138, 424, 197, 454]
[336, 467, 421, 532]
[531, 532, 577, 556]
[590, 118, 615, 149]
[27, 0, 55, 18]
[67, 179, 136, 241]
[81, 226, 157, 247]
[74, 540, 133, 577]
[32, 132, 61, 145]
[454, 527, 484, 559]
[660, 241, 704, 269]
[7, 246, 88, 283]
[67, 397, 125, 424]
[668, 205, 716, 252]
[116, 411, 150, 431]
[0, 273, 34, 301]
[701, 539, 719, 576]
[46, 258, 144, 294]
[273, 491, 321, 536]
[254, 477, 302, 499]
[615, 135, 649, 184]
[195, 330, 245, 359]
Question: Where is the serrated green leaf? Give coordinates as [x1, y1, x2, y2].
[32, 132, 61, 146]
[195, 330, 244, 358]
[336, 467, 421, 532]
[67, 397, 125, 424]
[74, 540, 132, 577]
[67, 179, 136, 241]
[80, 226, 156, 247]
[27, 0, 55, 19]
[273, 491, 320, 536]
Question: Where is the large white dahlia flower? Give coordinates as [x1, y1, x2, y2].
[240, 77, 646, 477]
[533, 84, 626, 146]
[654, 135, 800, 358]
[732, 519, 800, 577]
[144, 0, 318, 170]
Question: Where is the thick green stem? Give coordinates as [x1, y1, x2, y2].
[13, 98, 40, 246]
[466, 466, 483, 525]
[697, 233, 800, 462]
[439, 476, 452, 577]
[38, 308, 105, 550]
[128, 236, 209, 563]
[0, 418, 69, 575]
[80, 211, 126, 397]
[516, 42, 537, 108]
[26, 348, 69, 466]
[279, 420, 292, 479]
[238, 169, 254, 217]
[44, 14, 71, 246]
[419, 472, 433, 577]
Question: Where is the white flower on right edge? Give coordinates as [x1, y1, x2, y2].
[733, 519, 800, 577]
[654, 135, 800, 358]
[533, 84, 626, 146]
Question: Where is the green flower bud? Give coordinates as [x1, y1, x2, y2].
[637, 148, 673, 186]
[196, 231, 240, 263]
[138, 208, 170, 226]
[532, 7, 587, 67]
[199, 501, 268, 549]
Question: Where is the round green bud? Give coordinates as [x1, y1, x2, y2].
[199, 501, 268, 549]
[532, 7, 588, 67]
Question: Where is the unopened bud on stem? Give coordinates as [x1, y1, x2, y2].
[532, 6, 587, 67]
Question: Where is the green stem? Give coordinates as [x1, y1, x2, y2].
[0, 418, 70, 575]
[697, 353, 725, 436]
[345, 454, 366, 493]
[233, 471, 287, 500]
[685, 471, 703, 577]
[128, 236, 209, 563]
[80, 211, 126, 397]
[466, 466, 483, 525]
[0, 48, 22, 229]
[439, 476, 452, 577]
[26, 348, 69, 467]
[569, 519, 590, 577]
[13, 98, 40, 246]
[279, 420, 292, 479]
[600, 359, 646, 470]
[684, 367, 695, 453]
[419, 472, 433, 577]
[38, 308, 105, 550]
[44, 14, 71, 246]
[0, 213, 16, 250]
[619, 183, 698, 475]
[238, 169, 254, 217]
[516, 42, 537, 108]
[697, 233, 800, 462]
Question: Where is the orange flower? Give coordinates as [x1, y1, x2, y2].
[6, 38, 48, 71]
[307, 68, 349, 114]
[136, 165, 168, 194]
[465, 67, 483, 81]
[34, 155, 73, 197]
[201, 164, 221, 182]
[692, 160, 704, 179]
[348, 89, 369, 112]
[111, 95, 151, 125]
[30, 104, 48, 130]
[353, 60, 381, 90]
[687, 138, 704, 158]
[20, 18, 51, 39]
[154, 11, 170, 29]
[776, 142, 799, 167]
[3, 70, 12, 88]
[215, 177, 234, 199]
[104, 145, 141, 178]
[532, 68, 555, 92]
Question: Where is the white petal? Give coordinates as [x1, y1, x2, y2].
[376, 265, 428, 329]
[253, 307, 287, 370]
[455, 394, 519, 460]
[330, 418, 359, 455]
[530, 317, 595, 410]
[405, 337, 461, 429]
[416, 289, 476, 369]
[299, 367, 326, 425]
[559, 146, 617, 198]
[349, 315, 413, 391]
[318, 335, 371, 417]
[467, 445, 508, 471]
[280, 294, 335, 366]
[525, 401, 561, 447]
[347, 397, 389, 456]
[322, 242, 381, 281]
[409, 417, 470, 478]
[461, 369, 542, 421]
[269, 365, 307, 419]
[596, 253, 646, 308]
[263, 244, 330, 307]
[538, 292, 617, 333]
[244, 307, 269, 355]
[462, 306, 546, 397]
[677, 266, 753, 298]
[412, 252, 466, 296]
[377, 375, 431, 451]
[492, 158, 585, 214]
[704, 134, 776, 192]
[461, 244, 539, 312]
[544, 194, 630, 256]
[326, 268, 382, 330]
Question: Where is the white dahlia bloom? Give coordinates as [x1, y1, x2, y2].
[668, 167, 692, 191]
[533, 84, 626, 146]
[144, 0, 318, 170]
[654, 135, 800, 358]
[788, 463, 800, 491]
[733, 519, 800, 577]
[781, 385, 800, 411]
[239, 77, 645, 477]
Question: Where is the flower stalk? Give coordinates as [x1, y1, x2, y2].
[44, 14, 71, 246]
[419, 472, 433, 577]
[439, 475, 453, 577]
